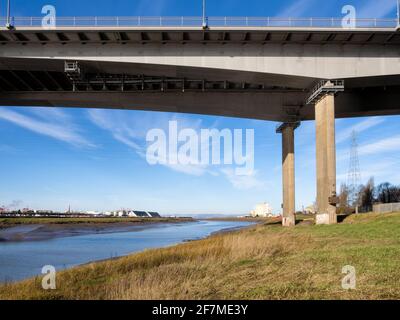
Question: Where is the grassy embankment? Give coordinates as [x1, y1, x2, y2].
[1, 212, 399, 300]
[0, 217, 193, 229]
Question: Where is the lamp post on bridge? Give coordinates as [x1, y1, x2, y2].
[397, 0, 400, 29]
[202, 0, 208, 29]
[6, 0, 13, 29]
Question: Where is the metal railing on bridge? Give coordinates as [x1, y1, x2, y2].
[0, 16, 398, 28]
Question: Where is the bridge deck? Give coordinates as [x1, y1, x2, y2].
[0, 28, 399, 45]
[0, 16, 398, 28]
[0, 16, 399, 45]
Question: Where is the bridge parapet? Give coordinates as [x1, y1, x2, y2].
[0, 16, 398, 29]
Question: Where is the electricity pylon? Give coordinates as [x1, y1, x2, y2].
[347, 130, 362, 212]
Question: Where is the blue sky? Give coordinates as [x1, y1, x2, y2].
[0, 0, 398, 18]
[1, 0, 400, 215]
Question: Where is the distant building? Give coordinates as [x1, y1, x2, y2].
[117, 210, 127, 217]
[36, 210, 54, 214]
[127, 211, 136, 217]
[304, 205, 317, 215]
[250, 203, 273, 218]
[133, 211, 150, 217]
[103, 210, 162, 218]
[86, 211, 101, 215]
[148, 212, 161, 218]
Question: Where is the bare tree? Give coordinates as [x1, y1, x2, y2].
[376, 182, 400, 203]
[338, 183, 350, 214]
[359, 177, 375, 212]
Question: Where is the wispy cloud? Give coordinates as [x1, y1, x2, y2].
[277, 0, 319, 17]
[337, 133, 400, 163]
[358, 135, 400, 157]
[221, 168, 265, 190]
[87, 109, 263, 189]
[88, 109, 211, 177]
[0, 107, 94, 148]
[135, 0, 168, 16]
[357, 0, 397, 18]
[336, 117, 385, 144]
[338, 157, 400, 184]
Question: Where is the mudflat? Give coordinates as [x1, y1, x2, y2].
[0, 218, 192, 242]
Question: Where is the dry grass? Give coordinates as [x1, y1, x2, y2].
[1, 213, 399, 300]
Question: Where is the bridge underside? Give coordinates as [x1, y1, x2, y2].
[1, 26, 400, 227]
[1, 58, 400, 122]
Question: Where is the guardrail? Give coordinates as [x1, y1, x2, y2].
[0, 16, 398, 28]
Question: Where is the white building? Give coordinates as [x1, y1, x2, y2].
[250, 202, 273, 218]
[128, 211, 137, 217]
[117, 210, 126, 217]
[86, 211, 101, 216]
[304, 205, 317, 215]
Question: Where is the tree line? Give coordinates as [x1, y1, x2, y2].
[338, 178, 400, 214]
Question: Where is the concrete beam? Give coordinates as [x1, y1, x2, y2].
[0, 91, 306, 122]
[315, 94, 337, 225]
[277, 122, 300, 227]
[1, 40, 400, 80]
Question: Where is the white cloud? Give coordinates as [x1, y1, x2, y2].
[135, 0, 168, 16]
[338, 157, 400, 185]
[0, 107, 94, 148]
[337, 134, 400, 162]
[87, 109, 210, 176]
[336, 117, 385, 144]
[357, 0, 397, 18]
[358, 135, 400, 157]
[277, 0, 319, 17]
[87, 109, 262, 189]
[221, 168, 264, 190]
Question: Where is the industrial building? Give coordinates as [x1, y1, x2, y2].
[250, 203, 274, 218]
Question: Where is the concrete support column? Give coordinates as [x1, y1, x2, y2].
[315, 94, 337, 225]
[277, 122, 299, 227]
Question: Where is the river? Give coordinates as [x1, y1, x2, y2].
[0, 220, 253, 282]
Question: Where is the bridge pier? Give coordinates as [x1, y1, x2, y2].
[306, 80, 343, 225]
[277, 122, 300, 227]
[315, 94, 338, 225]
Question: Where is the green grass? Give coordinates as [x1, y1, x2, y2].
[0, 212, 399, 300]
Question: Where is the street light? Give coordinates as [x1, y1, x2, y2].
[202, 0, 208, 29]
[6, 0, 13, 29]
[397, 0, 400, 28]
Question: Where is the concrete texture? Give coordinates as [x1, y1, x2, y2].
[1, 27, 400, 226]
[279, 124, 297, 227]
[315, 94, 337, 225]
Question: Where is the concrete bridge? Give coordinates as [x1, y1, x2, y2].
[1, 16, 400, 226]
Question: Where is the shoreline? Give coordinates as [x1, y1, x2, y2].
[0, 217, 194, 242]
[0, 220, 254, 284]
[0, 212, 399, 299]
[79, 222, 256, 267]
